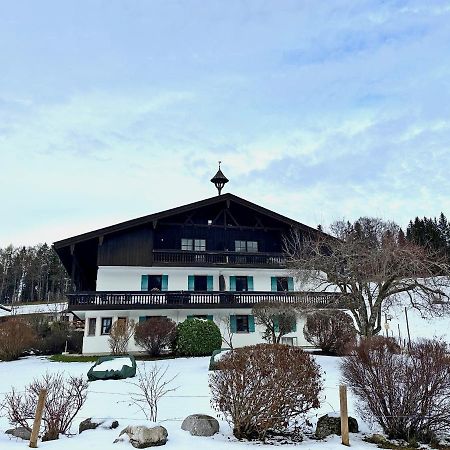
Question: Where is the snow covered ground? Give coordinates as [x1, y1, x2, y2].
[0, 305, 447, 449]
[0, 354, 374, 450]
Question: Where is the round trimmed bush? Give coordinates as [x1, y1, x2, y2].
[176, 318, 222, 357]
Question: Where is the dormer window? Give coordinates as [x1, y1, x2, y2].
[181, 238, 206, 251]
[235, 240, 258, 252]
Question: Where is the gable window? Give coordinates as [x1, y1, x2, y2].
[181, 238, 206, 251]
[182, 238, 193, 250]
[101, 317, 112, 335]
[88, 318, 96, 336]
[234, 240, 258, 252]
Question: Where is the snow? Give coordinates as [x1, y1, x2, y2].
[0, 302, 68, 318]
[93, 357, 133, 371]
[0, 304, 448, 449]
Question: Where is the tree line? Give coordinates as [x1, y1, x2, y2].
[0, 244, 72, 304]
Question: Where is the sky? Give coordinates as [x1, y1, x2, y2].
[1, 0, 450, 246]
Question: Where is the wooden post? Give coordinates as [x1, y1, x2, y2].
[404, 307, 411, 350]
[339, 384, 350, 446]
[29, 389, 47, 448]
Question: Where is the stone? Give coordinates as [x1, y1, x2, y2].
[5, 427, 32, 440]
[315, 413, 359, 439]
[181, 414, 220, 437]
[79, 418, 119, 434]
[117, 425, 168, 448]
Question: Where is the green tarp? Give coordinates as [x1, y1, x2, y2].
[87, 355, 137, 381]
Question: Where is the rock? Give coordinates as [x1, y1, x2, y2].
[117, 425, 168, 448]
[5, 427, 32, 440]
[315, 414, 359, 439]
[79, 418, 119, 434]
[181, 414, 219, 436]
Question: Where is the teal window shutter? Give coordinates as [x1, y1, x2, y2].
[288, 277, 294, 292]
[271, 277, 278, 292]
[207, 315, 213, 321]
[230, 315, 237, 333]
[247, 276, 254, 291]
[161, 275, 168, 291]
[273, 317, 279, 333]
[139, 316, 147, 323]
[141, 275, 149, 291]
[248, 315, 255, 333]
[188, 275, 195, 291]
[291, 319, 297, 333]
[207, 275, 214, 291]
[230, 276, 236, 291]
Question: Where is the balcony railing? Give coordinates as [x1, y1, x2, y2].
[68, 291, 348, 311]
[152, 250, 286, 267]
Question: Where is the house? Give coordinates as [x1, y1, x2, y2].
[53, 168, 343, 355]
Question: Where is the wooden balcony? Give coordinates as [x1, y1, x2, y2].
[68, 291, 347, 311]
[152, 250, 286, 268]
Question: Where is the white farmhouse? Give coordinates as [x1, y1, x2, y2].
[53, 169, 343, 355]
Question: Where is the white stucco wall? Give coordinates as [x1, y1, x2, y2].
[82, 307, 310, 355]
[96, 265, 299, 292]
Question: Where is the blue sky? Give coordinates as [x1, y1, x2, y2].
[1, 0, 450, 246]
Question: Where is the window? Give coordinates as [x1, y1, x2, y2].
[194, 239, 206, 251]
[281, 337, 297, 346]
[182, 238, 206, 251]
[181, 238, 193, 250]
[236, 315, 249, 332]
[148, 275, 162, 291]
[101, 317, 112, 335]
[235, 276, 248, 292]
[271, 276, 294, 292]
[194, 275, 207, 291]
[234, 240, 258, 252]
[88, 318, 96, 336]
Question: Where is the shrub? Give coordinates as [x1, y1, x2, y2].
[342, 338, 450, 443]
[134, 317, 176, 356]
[3, 372, 88, 441]
[109, 319, 135, 355]
[303, 310, 357, 355]
[176, 318, 222, 357]
[129, 363, 178, 422]
[27, 320, 83, 355]
[210, 344, 322, 440]
[0, 317, 35, 361]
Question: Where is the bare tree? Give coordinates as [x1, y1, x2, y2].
[219, 316, 234, 349]
[284, 217, 450, 337]
[129, 363, 178, 422]
[2, 372, 88, 441]
[252, 302, 297, 344]
[108, 319, 135, 355]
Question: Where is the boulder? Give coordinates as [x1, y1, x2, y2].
[181, 414, 219, 436]
[116, 425, 168, 448]
[5, 427, 32, 440]
[79, 418, 119, 434]
[315, 413, 359, 439]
